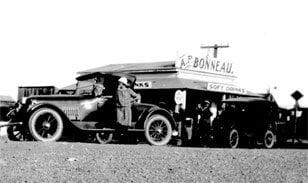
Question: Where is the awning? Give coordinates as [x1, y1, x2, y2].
[135, 77, 207, 90]
[135, 77, 261, 97]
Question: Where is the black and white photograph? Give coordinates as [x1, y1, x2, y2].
[0, 1, 307, 182]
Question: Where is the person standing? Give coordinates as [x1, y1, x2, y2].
[195, 99, 212, 146]
[92, 78, 105, 97]
[116, 77, 139, 127]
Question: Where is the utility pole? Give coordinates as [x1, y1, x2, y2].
[200, 44, 229, 58]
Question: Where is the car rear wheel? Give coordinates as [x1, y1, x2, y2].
[96, 132, 113, 144]
[28, 108, 64, 142]
[145, 114, 172, 146]
[227, 128, 240, 148]
[263, 129, 276, 149]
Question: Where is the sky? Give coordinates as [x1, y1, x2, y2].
[0, 0, 307, 108]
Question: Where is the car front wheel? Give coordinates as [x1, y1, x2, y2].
[145, 114, 172, 146]
[263, 129, 276, 149]
[28, 108, 64, 142]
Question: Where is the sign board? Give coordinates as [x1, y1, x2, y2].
[207, 82, 247, 95]
[174, 90, 186, 105]
[291, 90, 303, 101]
[134, 81, 152, 89]
[176, 54, 236, 78]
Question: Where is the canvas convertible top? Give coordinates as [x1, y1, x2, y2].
[76, 72, 136, 83]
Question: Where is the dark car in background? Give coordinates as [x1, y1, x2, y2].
[7, 72, 177, 146]
[211, 97, 281, 148]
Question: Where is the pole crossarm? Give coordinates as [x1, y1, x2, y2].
[200, 44, 229, 49]
[200, 44, 229, 58]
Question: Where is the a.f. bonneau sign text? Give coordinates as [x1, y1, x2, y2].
[176, 54, 235, 78]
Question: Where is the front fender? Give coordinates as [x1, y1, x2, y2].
[26, 103, 70, 124]
[136, 106, 177, 130]
[7, 102, 27, 123]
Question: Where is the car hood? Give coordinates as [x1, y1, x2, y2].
[26, 94, 93, 101]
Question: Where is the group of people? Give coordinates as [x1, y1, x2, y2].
[175, 98, 215, 146]
[194, 99, 213, 146]
[94, 75, 215, 145]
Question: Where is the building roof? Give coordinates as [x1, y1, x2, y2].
[76, 72, 136, 82]
[0, 95, 15, 106]
[0, 95, 15, 102]
[78, 61, 176, 74]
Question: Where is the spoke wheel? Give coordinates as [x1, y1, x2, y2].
[96, 132, 113, 144]
[7, 125, 26, 141]
[263, 129, 276, 149]
[29, 108, 64, 142]
[145, 114, 172, 146]
[228, 128, 240, 148]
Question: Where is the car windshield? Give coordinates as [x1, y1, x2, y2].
[75, 72, 137, 96]
[77, 75, 116, 96]
[75, 81, 94, 95]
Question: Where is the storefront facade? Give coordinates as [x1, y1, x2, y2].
[78, 55, 260, 110]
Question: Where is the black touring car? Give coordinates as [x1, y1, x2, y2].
[211, 97, 282, 148]
[6, 72, 178, 146]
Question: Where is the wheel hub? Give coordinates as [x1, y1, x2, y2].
[155, 127, 163, 134]
[43, 121, 51, 130]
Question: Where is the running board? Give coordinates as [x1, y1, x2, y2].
[85, 128, 145, 133]
[70, 121, 141, 132]
[0, 122, 22, 128]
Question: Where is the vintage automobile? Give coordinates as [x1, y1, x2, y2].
[211, 97, 281, 148]
[6, 72, 178, 146]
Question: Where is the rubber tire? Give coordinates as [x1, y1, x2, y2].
[227, 128, 240, 148]
[96, 132, 113, 144]
[263, 129, 276, 149]
[28, 108, 64, 142]
[7, 125, 25, 141]
[145, 114, 172, 146]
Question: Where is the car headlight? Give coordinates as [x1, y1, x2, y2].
[172, 130, 179, 136]
[21, 97, 28, 104]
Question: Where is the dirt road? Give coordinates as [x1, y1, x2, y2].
[0, 139, 307, 183]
